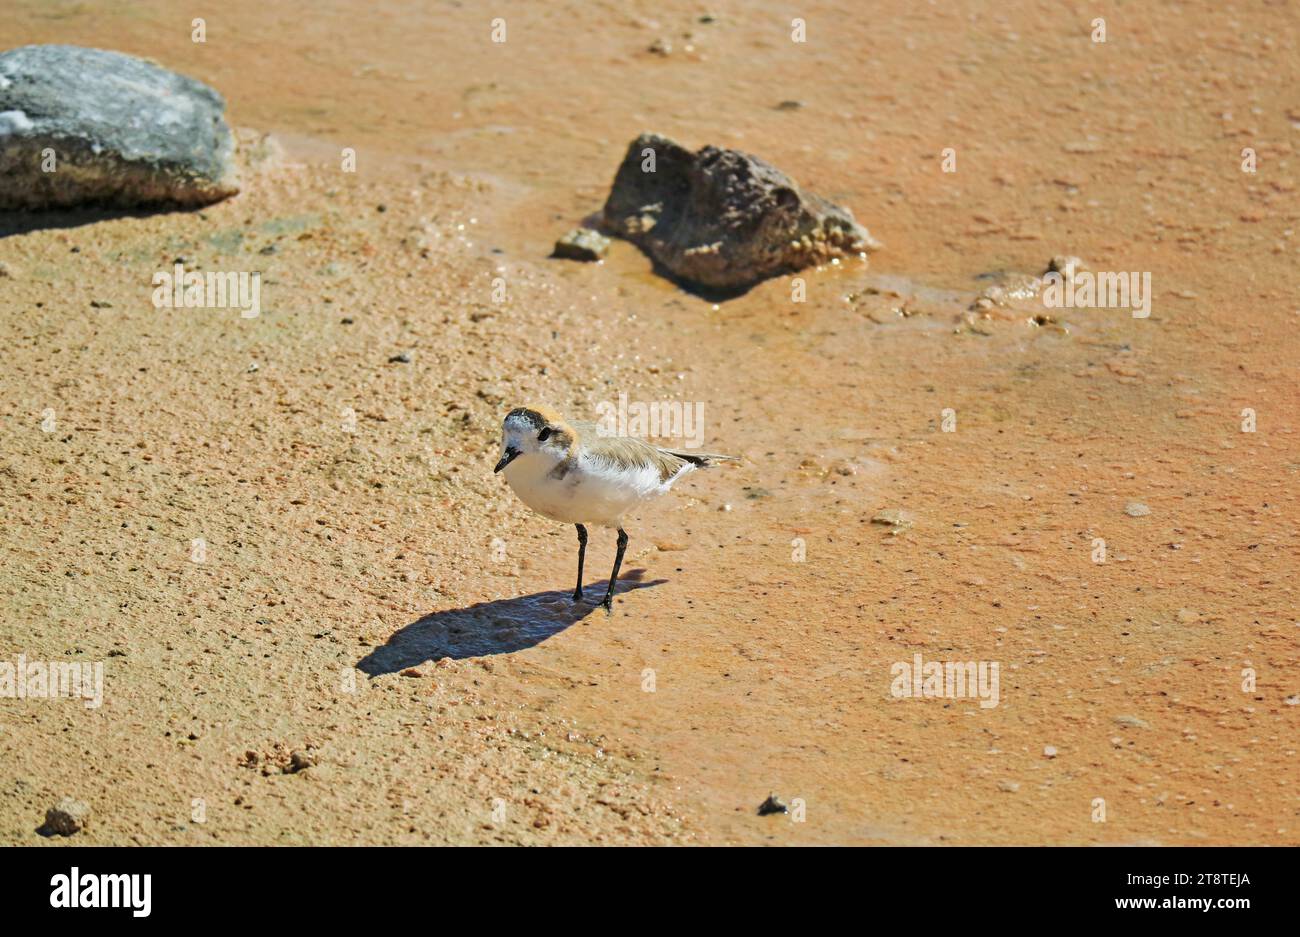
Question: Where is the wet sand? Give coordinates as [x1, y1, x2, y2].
[1, 1, 1296, 844]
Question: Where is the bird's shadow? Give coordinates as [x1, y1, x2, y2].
[356, 569, 663, 675]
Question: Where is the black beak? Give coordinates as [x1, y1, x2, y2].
[493, 447, 520, 474]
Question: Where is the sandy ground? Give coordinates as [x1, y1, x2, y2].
[1, 0, 1297, 845]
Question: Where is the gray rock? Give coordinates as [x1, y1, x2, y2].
[40, 797, 89, 836]
[602, 133, 879, 292]
[0, 45, 239, 210]
[553, 228, 609, 261]
[1124, 501, 1151, 517]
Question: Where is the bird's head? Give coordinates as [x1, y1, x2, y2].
[494, 405, 576, 473]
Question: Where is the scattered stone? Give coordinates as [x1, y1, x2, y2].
[1114, 714, 1152, 729]
[389, 352, 411, 364]
[40, 797, 89, 836]
[602, 132, 879, 292]
[553, 227, 610, 261]
[756, 793, 788, 816]
[0, 261, 14, 278]
[970, 272, 1043, 312]
[89, 299, 112, 308]
[871, 508, 914, 532]
[1124, 501, 1151, 517]
[1047, 255, 1088, 275]
[400, 667, 423, 678]
[775, 100, 805, 111]
[1176, 608, 1199, 623]
[648, 38, 673, 56]
[997, 779, 1021, 793]
[0, 45, 239, 209]
[1043, 745, 1058, 759]
[287, 750, 315, 773]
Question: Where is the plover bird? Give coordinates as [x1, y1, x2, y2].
[494, 405, 736, 613]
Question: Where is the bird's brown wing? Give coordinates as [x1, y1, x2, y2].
[579, 430, 690, 484]
[573, 420, 737, 482]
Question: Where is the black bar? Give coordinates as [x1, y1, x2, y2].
[2, 846, 1286, 922]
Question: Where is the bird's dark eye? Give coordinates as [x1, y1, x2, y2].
[537, 428, 552, 442]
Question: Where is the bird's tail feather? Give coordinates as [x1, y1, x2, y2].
[661, 449, 738, 468]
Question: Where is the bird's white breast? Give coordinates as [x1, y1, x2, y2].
[504, 451, 690, 527]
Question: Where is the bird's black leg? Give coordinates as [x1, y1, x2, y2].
[600, 528, 628, 614]
[573, 524, 588, 602]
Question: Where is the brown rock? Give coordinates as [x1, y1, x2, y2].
[40, 797, 90, 836]
[602, 133, 879, 292]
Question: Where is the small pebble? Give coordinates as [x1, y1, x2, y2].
[1047, 254, 1087, 275]
[552, 228, 610, 262]
[756, 793, 788, 816]
[871, 509, 914, 533]
[40, 797, 90, 836]
[1124, 501, 1151, 517]
[1114, 714, 1152, 729]
[1043, 745, 1058, 759]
